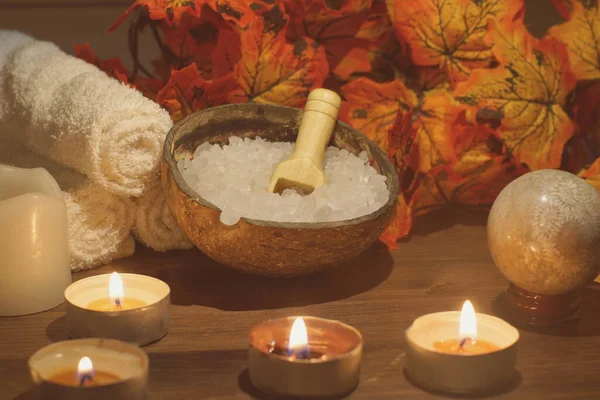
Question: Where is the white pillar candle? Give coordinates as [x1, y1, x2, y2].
[0, 165, 71, 316]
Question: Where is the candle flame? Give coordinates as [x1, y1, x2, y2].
[76, 356, 94, 381]
[109, 272, 124, 306]
[289, 317, 308, 353]
[459, 300, 477, 340]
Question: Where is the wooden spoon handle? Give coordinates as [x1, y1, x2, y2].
[290, 88, 342, 167]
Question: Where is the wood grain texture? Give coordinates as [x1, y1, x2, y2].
[2, 209, 600, 400]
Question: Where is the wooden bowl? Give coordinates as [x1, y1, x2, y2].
[161, 103, 399, 277]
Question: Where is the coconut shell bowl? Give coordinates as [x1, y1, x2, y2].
[160, 103, 399, 278]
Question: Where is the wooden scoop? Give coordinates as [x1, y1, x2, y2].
[268, 88, 342, 194]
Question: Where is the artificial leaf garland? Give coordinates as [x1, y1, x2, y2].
[77, 0, 600, 248]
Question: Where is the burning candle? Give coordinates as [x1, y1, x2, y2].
[405, 301, 520, 395]
[65, 273, 170, 345]
[248, 316, 362, 397]
[288, 317, 309, 358]
[86, 272, 147, 311]
[432, 301, 500, 355]
[28, 338, 148, 400]
[48, 356, 120, 387]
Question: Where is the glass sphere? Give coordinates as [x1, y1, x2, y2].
[488, 169, 600, 295]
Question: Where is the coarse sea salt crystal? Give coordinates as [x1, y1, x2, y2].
[178, 137, 390, 226]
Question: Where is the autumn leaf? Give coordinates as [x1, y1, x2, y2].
[448, 111, 528, 204]
[379, 95, 469, 246]
[156, 64, 244, 121]
[233, 5, 329, 106]
[561, 134, 598, 173]
[404, 66, 451, 93]
[379, 194, 414, 248]
[578, 157, 600, 191]
[74, 43, 130, 84]
[454, 18, 577, 170]
[387, 0, 524, 83]
[285, 0, 395, 80]
[211, 0, 258, 28]
[158, 6, 236, 76]
[333, 10, 395, 80]
[111, 0, 201, 29]
[383, 110, 526, 240]
[411, 90, 463, 171]
[549, 0, 600, 80]
[341, 77, 417, 151]
[574, 81, 600, 148]
[379, 109, 420, 247]
[551, 0, 598, 19]
[211, 25, 242, 77]
[111, 0, 256, 30]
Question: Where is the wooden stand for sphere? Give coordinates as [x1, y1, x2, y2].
[502, 284, 581, 327]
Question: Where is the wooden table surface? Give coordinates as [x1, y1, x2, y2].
[2, 209, 600, 400]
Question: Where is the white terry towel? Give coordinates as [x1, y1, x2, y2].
[0, 138, 136, 271]
[4, 34, 173, 197]
[0, 31, 33, 123]
[133, 183, 193, 251]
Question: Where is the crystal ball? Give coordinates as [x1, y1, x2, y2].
[488, 169, 600, 295]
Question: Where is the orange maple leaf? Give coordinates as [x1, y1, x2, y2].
[381, 106, 527, 248]
[233, 5, 329, 106]
[341, 77, 417, 152]
[380, 109, 420, 247]
[411, 90, 463, 172]
[549, 0, 600, 80]
[574, 81, 600, 150]
[286, 0, 392, 79]
[157, 7, 237, 77]
[111, 0, 255, 30]
[387, 0, 524, 84]
[551, 0, 597, 18]
[454, 18, 577, 170]
[408, 114, 526, 218]
[578, 156, 600, 191]
[156, 64, 244, 121]
[74, 43, 130, 84]
[379, 194, 414, 249]
[111, 0, 201, 29]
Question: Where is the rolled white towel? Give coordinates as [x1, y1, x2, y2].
[4, 34, 172, 197]
[133, 184, 193, 251]
[0, 138, 135, 270]
[0, 30, 34, 123]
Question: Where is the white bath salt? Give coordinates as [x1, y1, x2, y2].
[177, 137, 390, 226]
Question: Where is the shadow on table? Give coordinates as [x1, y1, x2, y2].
[12, 390, 33, 400]
[492, 285, 600, 337]
[149, 242, 394, 311]
[45, 316, 67, 343]
[238, 369, 352, 400]
[406, 206, 488, 238]
[403, 369, 522, 399]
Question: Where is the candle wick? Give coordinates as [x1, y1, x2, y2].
[458, 338, 468, 351]
[79, 374, 93, 387]
[114, 298, 122, 309]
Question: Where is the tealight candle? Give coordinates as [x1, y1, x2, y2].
[65, 272, 170, 346]
[28, 338, 148, 400]
[248, 316, 362, 397]
[405, 300, 519, 395]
